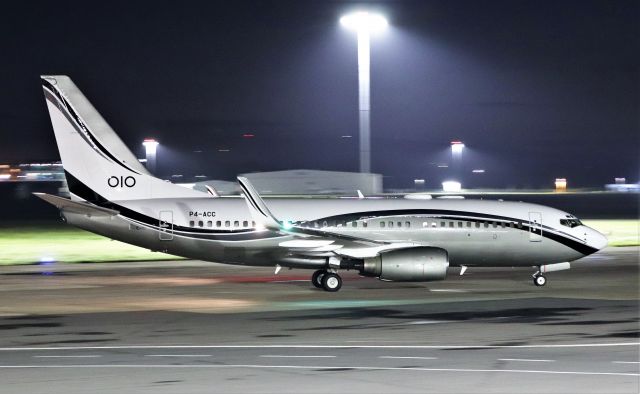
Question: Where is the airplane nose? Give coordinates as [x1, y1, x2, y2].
[587, 227, 608, 251]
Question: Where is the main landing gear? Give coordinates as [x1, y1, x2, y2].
[311, 269, 342, 292]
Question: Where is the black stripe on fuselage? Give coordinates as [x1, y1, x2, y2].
[62, 170, 597, 254]
[294, 210, 597, 255]
[42, 79, 142, 175]
[63, 170, 281, 241]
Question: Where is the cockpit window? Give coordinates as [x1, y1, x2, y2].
[560, 218, 582, 228]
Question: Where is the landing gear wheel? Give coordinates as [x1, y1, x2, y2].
[534, 275, 547, 287]
[311, 270, 326, 289]
[322, 272, 342, 292]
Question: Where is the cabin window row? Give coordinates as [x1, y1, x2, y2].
[301, 221, 370, 228]
[189, 220, 256, 228]
[419, 220, 521, 229]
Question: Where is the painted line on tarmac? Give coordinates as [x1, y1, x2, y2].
[612, 361, 640, 364]
[499, 358, 555, 363]
[144, 355, 212, 358]
[0, 342, 637, 351]
[0, 364, 636, 377]
[379, 356, 438, 360]
[33, 355, 102, 358]
[259, 355, 336, 358]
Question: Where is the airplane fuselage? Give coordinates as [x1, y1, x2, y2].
[63, 195, 604, 269]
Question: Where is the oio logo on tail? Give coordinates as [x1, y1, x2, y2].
[108, 176, 136, 188]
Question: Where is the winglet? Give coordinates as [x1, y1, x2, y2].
[237, 177, 281, 231]
[357, 190, 365, 199]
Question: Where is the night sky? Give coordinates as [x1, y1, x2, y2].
[1, 0, 637, 189]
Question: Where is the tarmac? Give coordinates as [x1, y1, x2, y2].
[0, 247, 638, 393]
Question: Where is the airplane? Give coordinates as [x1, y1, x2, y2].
[35, 75, 608, 292]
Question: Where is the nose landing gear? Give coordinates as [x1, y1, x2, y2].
[311, 270, 343, 292]
[533, 274, 547, 287]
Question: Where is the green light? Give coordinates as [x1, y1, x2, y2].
[281, 220, 293, 230]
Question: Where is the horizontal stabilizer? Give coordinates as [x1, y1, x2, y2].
[33, 192, 119, 217]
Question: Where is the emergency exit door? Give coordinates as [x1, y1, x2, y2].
[529, 212, 542, 242]
[159, 210, 173, 241]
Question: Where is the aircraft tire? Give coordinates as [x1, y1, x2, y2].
[322, 273, 342, 292]
[312, 270, 326, 289]
[534, 275, 547, 287]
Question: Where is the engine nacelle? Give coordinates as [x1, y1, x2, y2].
[361, 247, 449, 282]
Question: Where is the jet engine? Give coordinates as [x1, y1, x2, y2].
[359, 247, 449, 282]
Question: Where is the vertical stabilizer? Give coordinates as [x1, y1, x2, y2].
[41, 75, 203, 202]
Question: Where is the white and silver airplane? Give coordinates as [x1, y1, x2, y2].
[35, 75, 608, 292]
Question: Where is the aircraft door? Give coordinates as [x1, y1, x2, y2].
[159, 210, 174, 241]
[528, 212, 542, 242]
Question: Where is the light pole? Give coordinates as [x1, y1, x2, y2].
[142, 138, 159, 174]
[340, 11, 387, 174]
[450, 140, 465, 176]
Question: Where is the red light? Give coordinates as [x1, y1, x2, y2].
[243, 133, 255, 138]
[451, 140, 462, 145]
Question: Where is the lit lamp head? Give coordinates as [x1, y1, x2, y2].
[340, 11, 388, 33]
[451, 141, 465, 154]
[142, 138, 159, 154]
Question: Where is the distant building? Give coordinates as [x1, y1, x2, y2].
[240, 170, 383, 195]
[4, 161, 384, 196]
[0, 162, 65, 182]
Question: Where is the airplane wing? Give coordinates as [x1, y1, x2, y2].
[33, 192, 119, 217]
[237, 177, 424, 259]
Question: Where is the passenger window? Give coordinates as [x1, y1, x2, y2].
[467, 222, 472, 228]
[500, 222, 505, 228]
[458, 222, 463, 228]
[423, 222, 429, 228]
[397, 222, 402, 228]
[352, 222, 357, 228]
[189, 220, 195, 227]
[225, 220, 230, 227]
[518, 222, 523, 229]
[484, 222, 489, 228]
[475, 222, 480, 228]
[216, 220, 221, 227]
[363, 221, 368, 228]
[509, 222, 514, 228]
[207, 221, 212, 227]
[405, 221, 411, 228]
[431, 222, 437, 228]
[440, 221, 445, 227]
[234, 221, 239, 227]
[449, 222, 454, 228]
[322, 221, 328, 228]
[388, 222, 394, 228]
[198, 221, 203, 227]
[243, 220, 248, 227]
[492, 222, 497, 228]
[380, 221, 386, 228]
[252, 221, 256, 227]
